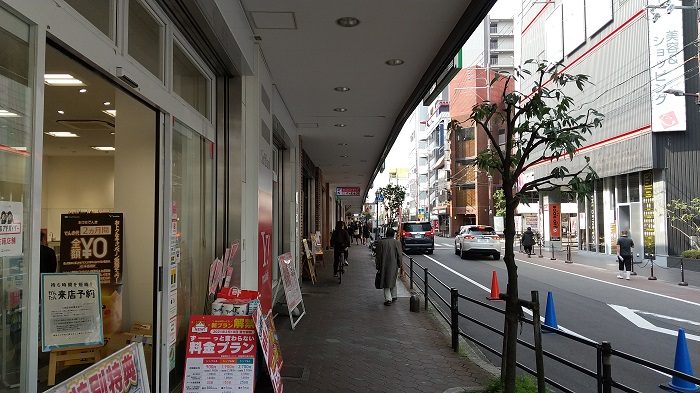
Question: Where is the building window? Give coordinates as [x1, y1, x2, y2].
[490, 22, 498, 34]
[490, 54, 499, 65]
[65, 0, 114, 39]
[128, 0, 164, 81]
[490, 39, 498, 50]
[173, 40, 211, 119]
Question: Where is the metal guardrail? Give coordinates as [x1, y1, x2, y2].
[404, 253, 700, 393]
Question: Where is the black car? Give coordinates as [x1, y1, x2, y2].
[400, 222, 434, 254]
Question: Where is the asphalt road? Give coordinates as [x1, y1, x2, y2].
[403, 240, 700, 393]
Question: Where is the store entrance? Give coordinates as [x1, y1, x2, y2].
[38, 44, 158, 390]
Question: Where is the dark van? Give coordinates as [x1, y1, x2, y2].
[400, 222, 434, 254]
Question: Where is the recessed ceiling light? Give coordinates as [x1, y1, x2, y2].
[103, 102, 111, 106]
[334, 86, 350, 92]
[335, 124, 346, 127]
[363, 134, 374, 138]
[338, 143, 348, 146]
[44, 74, 85, 86]
[103, 110, 116, 117]
[57, 110, 64, 114]
[340, 155, 348, 158]
[91, 146, 115, 151]
[385, 59, 404, 66]
[110, 132, 115, 135]
[334, 108, 347, 112]
[0, 109, 19, 117]
[79, 88, 87, 93]
[336, 17, 360, 27]
[46, 131, 79, 138]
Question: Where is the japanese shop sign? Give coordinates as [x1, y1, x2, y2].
[59, 213, 123, 285]
[642, 170, 656, 259]
[45, 342, 150, 393]
[648, 2, 686, 132]
[183, 315, 257, 392]
[549, 204, 561, 242]
[41, 273, 103, 351]
[336, 187, 360, 196]
[253, 307, 283, 393]
[278, 253, 302, 311]
[0, 201, 22, 257]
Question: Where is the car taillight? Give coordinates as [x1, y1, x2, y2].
[493, 236, 500, 241]
[402, 230, 412, 238]
[463, 235, 475, 240]
[426, 230, 434, 236]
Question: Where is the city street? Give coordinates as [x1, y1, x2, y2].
[404, 239, 700, 392]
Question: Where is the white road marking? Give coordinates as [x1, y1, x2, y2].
[421, 254, 593, 341]
[609, 304, 700, 342]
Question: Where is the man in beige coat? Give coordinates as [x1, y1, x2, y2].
[375, 228, 402, 306]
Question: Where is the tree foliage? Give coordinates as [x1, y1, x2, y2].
[493, 189, 506, 217]
[451, 59, 603, 392]
[667, 198, 700, 250]
[378, 183, 407, 229]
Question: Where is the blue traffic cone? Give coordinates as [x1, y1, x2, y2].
[666, 328, 699, 392]
[543, 291, 559, 333]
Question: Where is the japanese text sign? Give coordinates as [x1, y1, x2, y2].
[549, 204, 561, 242]
[336, 187, 360, 196]
[45, 343, 150, 393]
[183, 315, 257, 392]
[59, 213, 124, 285]
[41, 273, 103, 351]
[0, 201, 22, 257]
[253, 307, 283, 393]
[278, 253, 302, 311]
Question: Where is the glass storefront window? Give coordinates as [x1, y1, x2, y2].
[172, 42, 210, 119]
[128, 0, 164, 81]
[0, 7, 33, 390]
[64, 0, 114, 39]
[169, 120, 214, 390]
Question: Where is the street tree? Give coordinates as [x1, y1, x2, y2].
[453, 59, 603, 392]
[378, 183, 407, 229]
[667, 198, 700, 250]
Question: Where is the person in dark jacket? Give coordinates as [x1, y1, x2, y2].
[616, 230, 634, 280]
[521, 227, 536, 256]
[40, 231, 57, 274]
[362, 223, 370, 245]
[331, 220, 351, 277]
[375, 228, 402, 306]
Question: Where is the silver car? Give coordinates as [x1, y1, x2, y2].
[454, 225, 501, 260]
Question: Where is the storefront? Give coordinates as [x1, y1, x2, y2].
[0, 1, 302, 392]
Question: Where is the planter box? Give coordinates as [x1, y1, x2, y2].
[667, 256, 700, 272]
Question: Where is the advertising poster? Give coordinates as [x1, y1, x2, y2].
[59, 213, 124, 285]
[183, 315, 257, 392]
[45, 343, 150, 393]
[278, 253, 302, 311]
[0, 201, 22, 257]
[642, 170, 656, 259]
[41, 273, 103, 351]
[258, 190, 273, 312]
[253, 307, 283, 393]
[549, 204, 561, 241]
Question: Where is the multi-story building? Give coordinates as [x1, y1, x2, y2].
[516, 0, 700, 264]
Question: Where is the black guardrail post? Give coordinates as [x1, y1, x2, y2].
[531, 291, 546, 393]
[451, 288, 459, 352]
[409, 257, 414, 289]
[602, 341, 612, 393]
[680, 258, 688, 286]
[649, 258, 657, 280]
[424, 268, 429, 311]
[565, 244, 573, 264]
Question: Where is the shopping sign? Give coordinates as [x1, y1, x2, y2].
[183, 315, 257, 392]
[336, 187, 360, 196]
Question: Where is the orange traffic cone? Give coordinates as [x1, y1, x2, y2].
[487, 270, 502, 301]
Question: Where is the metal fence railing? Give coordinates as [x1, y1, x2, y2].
[404, 253, 700, 393]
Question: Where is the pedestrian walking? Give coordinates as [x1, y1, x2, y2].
[616, 230, 634, 280]
[522, 227, 536, 256]
[331, 220, 351, 277]
[353, 221, 361, 244]
[375, 228, 402, 306]
[362, 223, 370, 245]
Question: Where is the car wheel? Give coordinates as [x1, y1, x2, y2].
[454, 245, 460, 255]
[493, 252, 500, 260]
[460, 246, 467, 260]
[427, 249, 433, 255]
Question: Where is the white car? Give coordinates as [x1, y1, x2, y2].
[454, 225, 501, 260]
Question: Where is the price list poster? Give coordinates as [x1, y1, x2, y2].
[183, 315, 257, 392]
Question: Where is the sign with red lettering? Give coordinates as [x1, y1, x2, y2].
[45, 342, 150, 393]
[183, 315, 257, 392]
[336, 187, 361, 196]
[549, 204, 561, 241]
[253, 307, 283, 393]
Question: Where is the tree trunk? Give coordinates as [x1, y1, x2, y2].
[502, 185, 519, 393]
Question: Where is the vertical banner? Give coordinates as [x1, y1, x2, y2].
[0, 201, 22, 257]
[277, 253, 302, 311]
[41, 273, 103, 351]
[642, 170, 656, 259]
[549, 204, 561, 241]
[253, 307, 283, 393]
[183, 315, 257, 392]
[258, 190, 273, 312]
[648, 2, 686, 132]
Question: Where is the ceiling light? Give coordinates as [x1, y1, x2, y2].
[334, 108, 347, 112]
[336, 17, 360, 27]
[57, 110, 64, 114]
[340, 155, 348, 158]
[0, 109, 19, 117]
[91, 146, 115, 151]
[335, 124, 346, 127]
[103, 102, 111, 106]
[385, 59, 404, 66]
[334, 86, 350, 92]
[337, 143, 348, 146]
[363, 134, 374, 138]
[103, 110, 116, 117]
[79, 88, 87, 93]
[46, 131, 79, 137]
[44, 74, 85, 86]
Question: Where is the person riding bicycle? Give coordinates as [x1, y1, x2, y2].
[331, 220, 351, 278]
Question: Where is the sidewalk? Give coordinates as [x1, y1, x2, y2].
[272, 243, 495, 393]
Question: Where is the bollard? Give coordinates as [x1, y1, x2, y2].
[538, 240, 544, 258]
[410, 292, 420, 312]
[565, 244, 573, 264]
[679, 258, 688, 286]
[630, 254, 638, 276]
[550, 245, 556, 260]
[648, 259, 657, 280]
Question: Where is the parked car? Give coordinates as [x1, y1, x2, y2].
[454, 225, 501, 260]
[400, 221, 434, 254]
